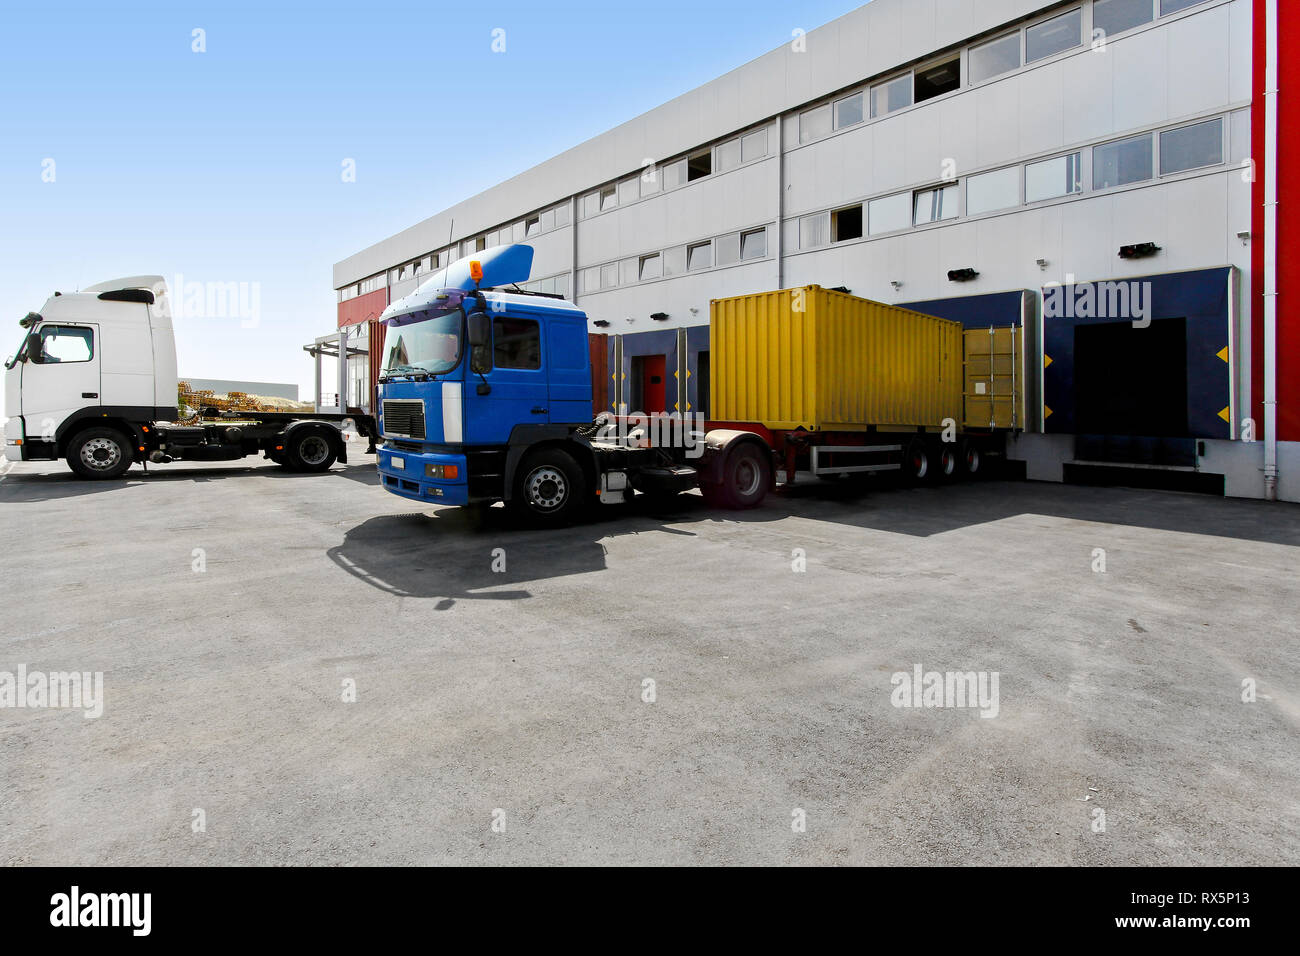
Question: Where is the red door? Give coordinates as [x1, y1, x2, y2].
[642, 355, 666, 413]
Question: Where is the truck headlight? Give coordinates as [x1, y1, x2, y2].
[425, 463, 459, 479]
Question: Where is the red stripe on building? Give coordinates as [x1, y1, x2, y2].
[337, 287, 388, 329]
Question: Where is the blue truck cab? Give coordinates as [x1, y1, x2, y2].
[374, 244, 763, 523]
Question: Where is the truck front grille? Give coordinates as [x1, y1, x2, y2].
[382, 399, 426, 439]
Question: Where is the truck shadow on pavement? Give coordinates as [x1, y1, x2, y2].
[0, 460, 379, 502]
[325, 492, 783, 607]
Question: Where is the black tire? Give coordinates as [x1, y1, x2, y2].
[509, 448, 587, 525]
[286, 429, 338, 472]
[66, 427, 133, 480]
[903, 439, 931, 484]
[960, 441, 982, 478]
[711, 442, 770, 510]
[934, 444, 959, 482]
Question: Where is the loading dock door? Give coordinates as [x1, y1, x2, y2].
[632, 354, 667, 414]
[1074, 319, 1188, 437]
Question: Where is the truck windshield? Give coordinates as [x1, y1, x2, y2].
[383, 310, 462, 377]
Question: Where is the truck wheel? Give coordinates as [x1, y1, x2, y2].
[935, 445, 959, 481]
[287, 430, 337, 472]
[511, 448, 587, 524]
[712, 442, 770, 509]
[961, 441, 982, 477]
[904, 440, 931, 483]
[66, 427, 133, 480]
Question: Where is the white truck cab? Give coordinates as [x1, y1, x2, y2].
[5, 276, 375, 479]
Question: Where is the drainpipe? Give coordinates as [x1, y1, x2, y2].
[1263, 0, 1280, 499]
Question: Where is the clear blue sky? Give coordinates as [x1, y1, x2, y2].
[0, 0, 862, 412]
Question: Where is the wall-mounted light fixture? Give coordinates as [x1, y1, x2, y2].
[1236, 231, 1252, 246]
[650, 312, 669, 322]
[1036, 258, 1049, 270]
[890, 280, 903, 291]
[1118, 242, 1161, 260]
[592, 320, 610, 328]
[947, 268, 979, 282]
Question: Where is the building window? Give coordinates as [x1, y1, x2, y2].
[524, 216, 540, 237]
[799, 104, 832, 143]
[831, 205, 863, 242]
[662, 159, 687, 190]
[600, 263, 618, 288]
[663, 245, 686, 276]
[1026, 8, 1082, 62]
[639, 253, 662, 281]
[1160, 118, 1223, 174]
[618, 177, 639, 205]
[834, 93, 864, 129]
[639, 167, 661, 196]
[715, 138, 741, 172]
[1092, 0, 1153, 38]
[914, 55, 960, 103]
[430, 254, 440, 269]
[714, 233, 741, 267]
[579, 267, 599, 294]
[475, 237, 486, 251]
[1161, 0, 1209, 13]
[970, 33, 1020, 84]
[870, 75, 912, 118]
[493, 317, 541, 370]
[967, 167, 1021, 215]
[1094, 134, 1154, 189]
[1025, 152, 1083, 202]
[741, 128, 768, 162]
[800, 212, 829, 249]
[554, 203, 569, 227]
[687, 241, 712, 271]
[868, 192, 912, 235]
[914, 185, 959, 225]
[512, 221, 526, 242]
[687, 149, 712, 181]
[740, 228, 767, 260]
[619, 258, 638, 285]
[599, 186, 617, 211]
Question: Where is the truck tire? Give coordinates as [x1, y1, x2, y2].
[904, 439, 931, 483]
[510, 448, 587, 524]
[286, 429, 337, 472]
[960, 441, 982, 477]
[66, 427, 134, 480]
[935, 444, 959, 481]
[709, 442, 770, 510]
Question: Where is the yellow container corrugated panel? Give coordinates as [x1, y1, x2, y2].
[711, 286, 963, 431]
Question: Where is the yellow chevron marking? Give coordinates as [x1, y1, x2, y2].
[1044, 406, 1053, 419]
[1217, 346, 1229, 363]
[1218, 406, 1231, 423]
[1044, 354, 1053, 369]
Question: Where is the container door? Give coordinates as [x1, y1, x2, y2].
[963, 326, 1021, 430]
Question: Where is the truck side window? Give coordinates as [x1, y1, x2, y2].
[39, 326, 94, 363]
[493, 317, 541, 370]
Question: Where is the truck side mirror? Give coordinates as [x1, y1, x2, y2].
[467, 311, 493, 376]
[26, 332, 43, 363]
[467, 312, 491, 349]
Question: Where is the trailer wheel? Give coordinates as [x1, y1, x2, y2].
[511, 448, 587, 524]
[66, 427, 133, 480]
[286, 429, 337, 472]
[936, 445, 959, 481]
[904, 440, 931, 483]
[961, 442, 982, 477]
[709, 442, 770, 510]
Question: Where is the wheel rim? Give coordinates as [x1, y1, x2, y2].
[912, 451, 928, 479]
[80, 437, 123, 471]
[734, 458, 761, 497]
[966, 447, 981, 473]
[298, 436, 330, 466]
[525, 466, 568, 511]
[940, 448, 957, 475]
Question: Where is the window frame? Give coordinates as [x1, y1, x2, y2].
[1024, 6, 1084, 64]
[1157, 117, 1225, 177]
[739, 227, 767, 261]
[491, 315, 542, 371]
[37, 324, 95, 364]
[969, 31, 1022, 85]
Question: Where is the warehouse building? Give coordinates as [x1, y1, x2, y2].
[331, 0, 1298, 502]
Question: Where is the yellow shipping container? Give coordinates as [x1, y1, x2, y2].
[710, 285, 963, 431]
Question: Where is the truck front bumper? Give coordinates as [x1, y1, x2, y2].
[4, 417, 24, 462]
[376, 445, 470, 505]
